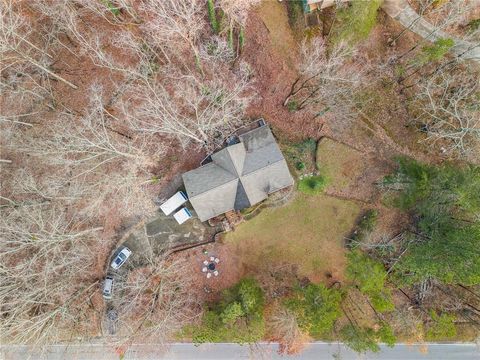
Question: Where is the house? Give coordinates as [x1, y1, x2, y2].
[182, 123, 294, 222]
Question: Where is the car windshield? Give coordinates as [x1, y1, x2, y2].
[115, 253, 126, 264]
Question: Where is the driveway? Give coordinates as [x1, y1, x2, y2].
[310, 0, 480, 63]
[121, 208, 216, 263]
[382, 0, 480, 63]
[103, 206, 221, 335]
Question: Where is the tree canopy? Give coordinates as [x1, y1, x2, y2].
[346, 250, 394, 312]
[285, 283, 342, 337]
[384, 158, 480, 285]
[190, 278, 265, 344]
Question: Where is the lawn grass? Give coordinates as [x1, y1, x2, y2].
[224, 193, 360, 282]
[316, 138, 365, 191]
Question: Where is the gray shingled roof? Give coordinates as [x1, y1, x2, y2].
[182, 125, 293, 222]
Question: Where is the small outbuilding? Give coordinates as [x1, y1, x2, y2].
[160, 191, 188, 216]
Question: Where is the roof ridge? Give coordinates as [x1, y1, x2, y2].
[226, 143, 246, 176]
[189, 176, 239, 199]
[212, 147, 240, 177]
[240, 158, 284, 177]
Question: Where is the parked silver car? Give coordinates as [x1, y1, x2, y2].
[111, 246, 132, 270]
[102, 276, 114, 300]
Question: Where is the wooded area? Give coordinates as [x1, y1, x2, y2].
[1, 0, 479, 357]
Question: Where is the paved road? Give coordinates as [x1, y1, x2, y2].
[2, 342, 479, 360]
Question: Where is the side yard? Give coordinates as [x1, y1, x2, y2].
[223, 193, 360, 284]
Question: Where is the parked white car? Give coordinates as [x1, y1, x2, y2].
[102, 276, 114, 299]
[111, 246, 132, 270]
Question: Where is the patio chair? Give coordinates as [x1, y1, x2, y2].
[202, 267, 208, 273]
[213, 270, 219, 276]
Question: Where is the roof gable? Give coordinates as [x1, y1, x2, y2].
[182, 162, 237, 198]
[188, 179, 238, 222]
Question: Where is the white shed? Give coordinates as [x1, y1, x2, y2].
[173, 207, 192, 225]
[160, 191, 188, 216]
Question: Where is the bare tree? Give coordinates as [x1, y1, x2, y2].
[267, 305, 310, 355]
[284, 38, 368, 128]
[110, 256, 201, 345]
[0, 204, 102, 346]
[11, 84, 163, 218]
[33, 1, 151, 81]
[127, 64, 252, 150]
[199, 36, 235, 63]
[413, 68, 480, 156]
[0, 0, 77, 89]
[218, 0, 261, 26]
[139, 0, 205, 62]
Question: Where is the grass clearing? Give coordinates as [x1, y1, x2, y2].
[316, 138, 365, 191]
[224, 193, 361, 282]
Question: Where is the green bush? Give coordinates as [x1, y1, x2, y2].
[101, 0, 120, 16]
[467, 18, 480, 32]
[295, 138, 317, 154]
[340, 322, 396, 353]
[296, 162, 306, 171]
[340, 324, 380, 353]
[227, 26, 234, 49]
[287, 100, 298, 112]
[285, 283, 342, 337]
[286, 0, 304, 28]
[207, 0, 220, 34]
[426, 311, 457, 340]
[190, 278, 265, 344]
[415, 38, 454, 66]
[350, 209, 378, 244]
[383, 157, 480, 285]
[239, 28, 245, 48]
[377, 323, 396, 347]
[298, 175, 327, 195]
